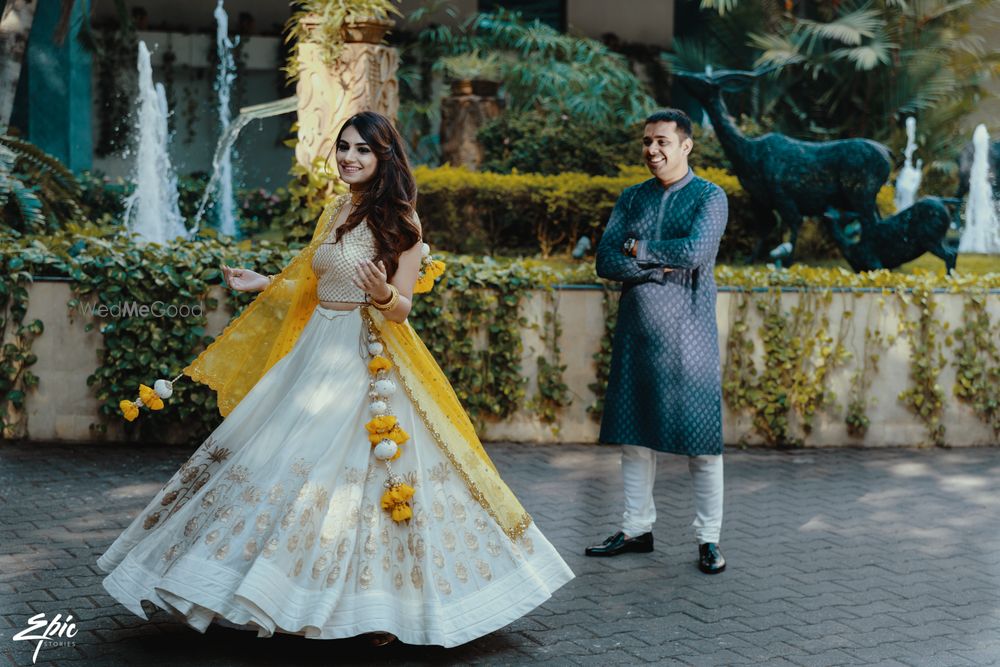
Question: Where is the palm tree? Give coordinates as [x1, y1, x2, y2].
[0, 133, 85, 233]
[424, 9, 656, 126]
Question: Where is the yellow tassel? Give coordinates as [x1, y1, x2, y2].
[367, 356, 392, 374]
[364, 415, 397, 433]
[380, 483, 415, 523]
[138, 384, 163, 410]
[120, 400, 139, 422]
[387, 426, 409, 445]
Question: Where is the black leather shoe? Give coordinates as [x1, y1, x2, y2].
[584, 531, 653, 557]
[698, 542, 726, 574]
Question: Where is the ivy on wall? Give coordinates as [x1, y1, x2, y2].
[2, 231, 999, 447]
[952, 289, 1000, 439]
[0, 257, 43, 438]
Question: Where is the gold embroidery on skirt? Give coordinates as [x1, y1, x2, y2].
[455, 562, 469, 584]
[464, 531, 479, 551]
[311, 554, 330, 579]
[475, 559, 493, 581]
[410, 564, 424, 589]
[434, 573, 452, 595]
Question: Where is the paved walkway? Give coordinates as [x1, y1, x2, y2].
[1, 442, 998, 667]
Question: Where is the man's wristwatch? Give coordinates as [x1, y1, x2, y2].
[623, 238, 637, 257]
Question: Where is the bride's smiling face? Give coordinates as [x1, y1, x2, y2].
[336, 125, 378, 187]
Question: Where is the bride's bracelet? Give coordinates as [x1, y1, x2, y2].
[369, 284, 399, 311]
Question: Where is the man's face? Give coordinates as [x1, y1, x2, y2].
[642, 121, 692, 183]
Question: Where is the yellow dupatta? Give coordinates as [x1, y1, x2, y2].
[182, 196, 531, 541]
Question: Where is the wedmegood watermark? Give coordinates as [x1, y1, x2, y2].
[75, 300, 205, 319]
[12, 612, 79, 664]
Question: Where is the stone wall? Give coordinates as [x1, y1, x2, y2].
[12, 281, 999, 447]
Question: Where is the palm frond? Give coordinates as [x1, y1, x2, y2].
[795, 7, 885, 47]
[829, 36, 894, 70]
[699, 0, 742, 15]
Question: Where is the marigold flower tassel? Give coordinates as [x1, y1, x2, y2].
[119, 374, 181, 422]
[413, 244, 446, 294]
[364, 316, 414, 522]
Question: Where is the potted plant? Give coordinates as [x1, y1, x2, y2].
[438, 52, 502, 97]
[285, 0, 401, 78]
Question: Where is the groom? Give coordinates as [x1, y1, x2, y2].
[586, 109, 728, 574]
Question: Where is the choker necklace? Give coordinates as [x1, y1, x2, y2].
[351, 189, 367, 206]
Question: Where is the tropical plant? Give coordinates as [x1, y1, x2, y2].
[672, 0, 999, 172]
[423, 9, 656, 126]
[0, 134, 84, 234]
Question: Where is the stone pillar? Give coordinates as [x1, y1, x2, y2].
[440, 93, 501, 171]
[295, 17, 399, 174]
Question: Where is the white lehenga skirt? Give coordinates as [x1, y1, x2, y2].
[97, 306, 574, 647]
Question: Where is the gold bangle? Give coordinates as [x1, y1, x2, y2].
[370, 284, 399, 311]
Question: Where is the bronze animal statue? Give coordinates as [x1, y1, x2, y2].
[675, 67, 892, 264]
[823, 197, 959, 273]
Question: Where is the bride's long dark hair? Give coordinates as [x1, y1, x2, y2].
[333, 111, 420, 279]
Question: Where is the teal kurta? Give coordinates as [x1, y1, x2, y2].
[595, 170, 728, 456]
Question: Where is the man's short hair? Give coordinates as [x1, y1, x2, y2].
[645, 109, 693, 140]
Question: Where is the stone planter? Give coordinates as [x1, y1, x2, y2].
[471, 79, 501, 97]
[341, 17, 394, 44]
[450, 79, 474, 96]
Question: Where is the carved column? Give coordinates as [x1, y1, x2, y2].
[440, 93, 501, 171]
[295, 16, 399, 173]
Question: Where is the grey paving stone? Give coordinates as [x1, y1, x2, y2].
[1, 443, 998, 666]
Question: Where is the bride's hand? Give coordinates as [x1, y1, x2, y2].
[221, 265, 269, 292]
[354, 259, 391, 302]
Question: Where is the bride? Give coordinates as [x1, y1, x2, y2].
[96, 111, 574, 647]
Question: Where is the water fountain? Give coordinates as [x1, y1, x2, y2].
[212, 0, 238, 237]
[959, 124, 1000, 254]
[893, 116, 922, 212]
[123, 41, 188, 245]
[189, 96, 298, 234]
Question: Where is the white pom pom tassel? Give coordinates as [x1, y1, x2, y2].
[368, 342, 384, 356]
[374, 379, 396, 397]
[154, 379, 173, 399]
[421, 243, 430, 258]
[369, 400, 388, 415]
[373, 439, 398, 461]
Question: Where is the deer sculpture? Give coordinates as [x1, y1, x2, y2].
[675, 67, 893, 264]
[822, 197, 959, 274]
